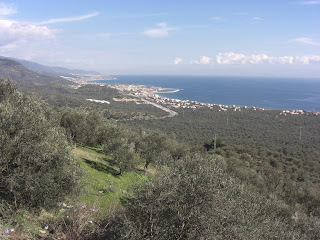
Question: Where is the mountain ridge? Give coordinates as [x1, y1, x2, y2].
[0, 58, 75, 85]
[0, 56, 101, 77]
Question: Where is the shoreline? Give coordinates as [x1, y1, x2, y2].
[69, 77, 320, 116]
[103, 83, 320, 116]
[153, 88, 182, 94]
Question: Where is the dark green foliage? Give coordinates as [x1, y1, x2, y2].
[118, 154, 306, 240]
[101, 126, 186, 174]
[128, 107, 320, 168]
[136, 130, 177, 171]
[212, 144, 320, 217]
[128, 106, 320, 218]
[0, 79, 82, 211]
[59, 104, 184, 175]
[204, 137, 225, 151]
[60, 108, 110, 146]
[103, 125, 140, 174]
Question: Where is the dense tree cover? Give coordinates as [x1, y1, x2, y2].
[59, 106, 186, 174]
[101, 154, 317, 240]
[212, 144, 320, 218]
[101, 127, 188, 174]
[60, 108, 113, 146]
[0, 79, 82, 212]
[127, 107, 320, 204]
[128, 107, 320, 153]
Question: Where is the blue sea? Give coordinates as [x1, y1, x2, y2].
[94, 75, 320, 112]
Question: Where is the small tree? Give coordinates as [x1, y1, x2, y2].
[0, 79, 82, 210]
[103, 125, 140, 175]
[136, 130, 172, 173]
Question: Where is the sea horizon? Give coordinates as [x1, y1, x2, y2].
[93, 75, 320, 112]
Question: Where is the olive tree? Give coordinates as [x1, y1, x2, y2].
[103, 125, 140, 175]
[118, 153, 305, 239]
[0, 79, 82, 210]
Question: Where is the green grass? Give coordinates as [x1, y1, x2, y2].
[72, 146, 148, 214]
[1, 146, 147, 238]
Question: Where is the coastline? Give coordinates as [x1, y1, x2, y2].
[153, 89, 182, 94]
[67, 76, 320, 116]
[104, 83, 320, 116]
[92, 75, 320, 112]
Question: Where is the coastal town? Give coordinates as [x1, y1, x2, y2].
[105, 83, 320, 116]
[61, 74, 115, 86]
[67, 77, 320, 117]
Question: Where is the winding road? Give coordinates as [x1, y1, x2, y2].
[140, 98, 178, 118]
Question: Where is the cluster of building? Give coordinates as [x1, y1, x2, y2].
[107, 84, 267, 112]
[108, 84, 163, 98]
[280, 109, 319, 116]
[62, 74, 114, 86]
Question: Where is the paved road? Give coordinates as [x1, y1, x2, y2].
[140, 98, 178, 118]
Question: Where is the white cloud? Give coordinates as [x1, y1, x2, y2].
[216, 52, 247, 64]
[293, 37, 320, 46]
[215, 52, 320, 65]
[0, 7, 98, 64]
[298, 1, 320, 5]
[217, 52, 275, 64]
[173, 57, 183, 64]
[253, 17, 264, 21]
[40, 12, 99, 24]
[194, 56, 211, 64]
[0, 19, 58, 60]
[277, 56, 294, 64]
[296, 55, 320, 64]
[143, 22, 177, 38]
[0, 19, 56, 46]
[0, 2, 17, 16]
[308, 55, 320, 61]
[248, 53, 270, 64]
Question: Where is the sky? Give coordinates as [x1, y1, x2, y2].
[0, 0, 319, 77]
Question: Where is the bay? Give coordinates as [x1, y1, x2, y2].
[93, 75, 320, 112]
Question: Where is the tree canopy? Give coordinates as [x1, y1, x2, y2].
[118, 154, 305, 240]
[0, 79, 82, 211]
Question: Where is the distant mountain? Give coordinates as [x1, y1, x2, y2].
[0, 58, 75, 85]
[0, 56, 101, 77]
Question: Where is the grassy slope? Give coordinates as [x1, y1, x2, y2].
[2, 146, 147, 238]
[72, 146, 148, 214]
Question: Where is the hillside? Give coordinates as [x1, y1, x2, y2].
[1, 79, 320, 239]
[0, 58, 74, 85]
[0, 56, 100, 77]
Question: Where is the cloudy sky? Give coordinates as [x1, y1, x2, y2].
[0, 0, 319, 77]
